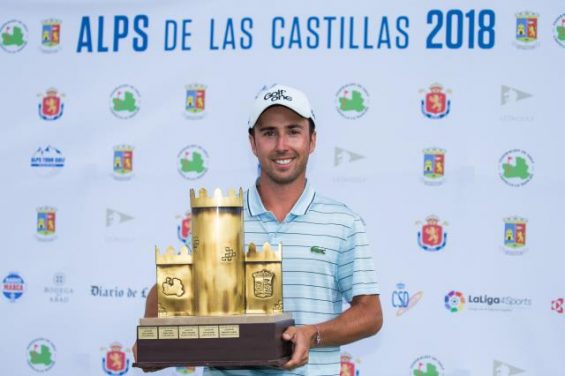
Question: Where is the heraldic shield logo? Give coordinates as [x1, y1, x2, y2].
[252, 270, 274, 298]
[185, 84, 207, 119]
[423, 148, 446, 185]
[416, 215, 448, 251]
[514, 12, 539, 49]
[177, 211, 192, 247]
[0, 20, 28, 53]
[27, 338, 56, 372]
[112, 145, 134, 180]
[38, 88, 64, 120]
[420, 83, 451, 119]
[503, 217, 527, 255]
[41, 19, 61, 52]
[101, 342, 130, 376]
[36, 206, 57, 241]
[340, 352, 361, 376]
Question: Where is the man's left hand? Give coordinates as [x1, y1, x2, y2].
[281, 325, 317, 369]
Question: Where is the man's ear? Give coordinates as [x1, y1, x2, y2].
[309, 130, 317, 155]
[249, 133, 258, 157]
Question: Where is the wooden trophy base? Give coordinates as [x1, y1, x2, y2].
[134, 313, 294, 369]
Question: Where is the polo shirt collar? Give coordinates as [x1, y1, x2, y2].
[247, 180, 316, 218]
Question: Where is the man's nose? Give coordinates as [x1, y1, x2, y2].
[275, 134, 289, 152]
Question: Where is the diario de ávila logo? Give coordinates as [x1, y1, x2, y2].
[0, 20, 28, 53]
[184, 84, 207, 119]
[90, 285, 150, 299]
[336, 83, 369, 119]
[340, 352, 361, 376]
[553, 14, 565, 47]
[502, 217, 528, 255]
[38, 88, 65, 120]
[410, 355, 445, 376]
[416, 215, 448, 251]
[2, 272, 25, 302]
[514, 11, 539, 49]
[44, 272, 73, 303]
[422, 148, 446, 185]
[444, 290, 466, 313]
[101, 342, 130, 375]
[27, 338, 56, 372]
[498, 149, 534, 187]
[392, 282, 423, 316]
[36, 206, 57, 241]
[40, 19, 61, 53]
[112, 145, 134, 180]
[110, 85, 140, 119]
[177, 145, 209, 180]
[420, 83, 451, 119]
[30, 145, 66, 177]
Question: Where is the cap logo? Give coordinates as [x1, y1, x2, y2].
[264, 89, 292, 102]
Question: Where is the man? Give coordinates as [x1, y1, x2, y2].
[137, 84, 382, 375]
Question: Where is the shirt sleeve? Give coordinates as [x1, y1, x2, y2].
[337, 214, 380, 303]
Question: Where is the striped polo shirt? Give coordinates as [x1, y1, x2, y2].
[205, 181, 379, 376]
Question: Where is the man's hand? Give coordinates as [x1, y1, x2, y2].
[281, 325, 317, 369]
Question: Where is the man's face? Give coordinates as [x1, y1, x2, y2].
[249, 105, 316, 186]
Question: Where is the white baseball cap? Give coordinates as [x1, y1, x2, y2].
[248, 84, 316, 129]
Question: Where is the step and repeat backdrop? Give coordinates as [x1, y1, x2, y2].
[1, 1, 564, 375]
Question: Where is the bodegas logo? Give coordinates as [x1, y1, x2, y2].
[27, 338, 56, 372]
[444, 290, 532, 313]
[110, 84, 140, 119]
[44, 272, 73, 303]
[0, 20, 28, 53]
[335, 83, 369, 119]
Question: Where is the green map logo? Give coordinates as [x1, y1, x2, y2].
[27, 338, 56, 372]
[553, 14, 565, 47]
[336, 83, 369, 119]
[0, 20, 28, 53]
[110, 85, 141, 119]
[410, 355, 445, 376]
[178, 145, 209, 180]
[499, 149, 534, 187]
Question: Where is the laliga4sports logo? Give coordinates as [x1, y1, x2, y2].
[416, 215, 448, 252]
[444, 290, 532, 313]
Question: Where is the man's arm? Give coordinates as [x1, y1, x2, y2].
[282, 294, 383, 370]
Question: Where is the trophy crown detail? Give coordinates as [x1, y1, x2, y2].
[190, 187, 243, 208]
[155, 245, 193, 265]
[246, 242, 282, 262]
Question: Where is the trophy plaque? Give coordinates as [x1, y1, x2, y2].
[134, 188, 294, 368]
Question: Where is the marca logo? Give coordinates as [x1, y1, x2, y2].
[178, 145, 209, 180]
[110, 85, 140, 119]
[177, 211, 192, 247]
[493, 360, 525, 375]
[112, 145, 134, 180]
[38, 88, 65, 120]
[40, 19, 61, 53]
[185, 84, 207, 119]
[445, 290, 466, 313]
[27, 338, 56, 372]
[44, 272, 73, 303]
[30, 145, 66, 177]
[553, 14, 565, 47]
[499, 150, 534, 187]
[422, 148, 445, 185]
[392, 283, 423, 316]
[101, 342, 130, 375]
[410, 355, 445, 376]
[416, 215, 448, 251]
[502, 217, 528, 255]
[551, 298, 564, 314]
[340, 352, 361, 376]
[106, 209, 134, 227]
[0, 20, 28, 53]
[336, 83, 369, 119]
[514, 11, 539, 49]
[36, 206, 57, 241]
[501, 85, 532, 106]
[420, 83, 451, 119]
[2, 272, 25, 302]
[335, 147, 364, 166]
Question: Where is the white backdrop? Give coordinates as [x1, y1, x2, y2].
[1, 1, 564, 375]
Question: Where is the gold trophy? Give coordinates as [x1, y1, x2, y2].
[134, 188, 293, 368]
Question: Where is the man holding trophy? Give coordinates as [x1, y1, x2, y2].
[135, 84, 382, 375]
